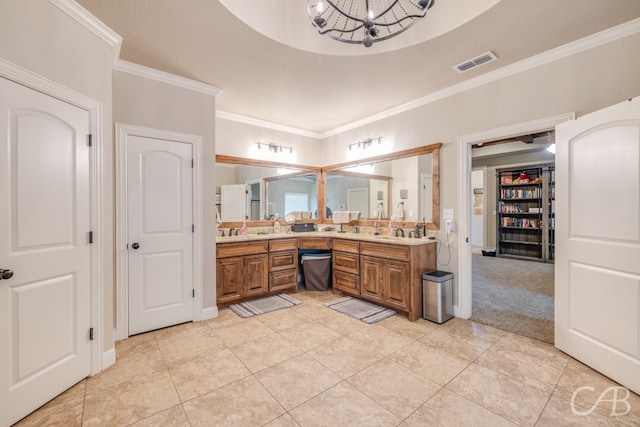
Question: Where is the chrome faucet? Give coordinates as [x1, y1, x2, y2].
[395, 228, 405, 238]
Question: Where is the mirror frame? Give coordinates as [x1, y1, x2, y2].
[216, 142, 441, 230]
[215, 155, 321, 227]
[321, 143, 441, 230]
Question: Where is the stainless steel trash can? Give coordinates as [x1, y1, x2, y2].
[301, 255, 332, 291]
[422, 271, 454, 324]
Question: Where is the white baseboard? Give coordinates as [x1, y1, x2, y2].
[102, 347, 116, 370]
[201, 306, 219, 321]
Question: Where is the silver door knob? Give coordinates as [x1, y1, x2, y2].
[0, 269, 14, 280]
[131, 243, 140, 250]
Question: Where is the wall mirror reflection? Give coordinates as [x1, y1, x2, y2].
[325, 154, 433, 222]
[215, 157, 320, 223]
[216, 143, 440, 229]
[323, 143, 441, 229]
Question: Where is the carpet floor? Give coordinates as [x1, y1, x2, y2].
[471, 254, 554, 344]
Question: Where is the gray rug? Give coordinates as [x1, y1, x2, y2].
[471, 254, 554, 344]
[324, 297, 396, 324]
[229, 294, 302, 318]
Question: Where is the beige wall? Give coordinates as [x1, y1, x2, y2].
[113, 70, 218, 309]
[0, 0, 115, 353]
[316, 31, 640, 306]
[216, 118, 321, 167]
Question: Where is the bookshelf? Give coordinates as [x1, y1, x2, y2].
[496, 164, 554, 262]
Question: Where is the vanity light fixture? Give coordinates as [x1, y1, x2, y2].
[308, 0, 436, 48]
[347, 136, 382, 151]
[256, 142, 294, 154]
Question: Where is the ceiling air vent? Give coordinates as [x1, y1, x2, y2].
[453, 51, 497, 73]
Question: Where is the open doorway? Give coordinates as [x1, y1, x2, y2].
[469, 133, 556, 343]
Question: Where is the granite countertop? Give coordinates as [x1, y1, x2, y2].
[215, 230, 437, 246]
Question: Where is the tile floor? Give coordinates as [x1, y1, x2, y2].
[15, 289, 639, 426]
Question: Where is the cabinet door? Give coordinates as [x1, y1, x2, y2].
[216, 256, 244, 303]
[383, 260, 410, 311]
[244, 254, 268, 296]
[360, 256, 383, 303]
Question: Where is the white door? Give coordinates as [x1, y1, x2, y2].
[0, 77, 91, 426]
[555, 97, 640, 394]
[421, 173, 433, 222]
[348, 188, 368, 218]
[127, 136, 194, 335]
[221, 184, 250, 221]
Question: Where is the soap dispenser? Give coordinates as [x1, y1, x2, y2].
[414, 220, 420, 238]
[241, 221, 248, 235]
[273, 218, 281, 233]
[388, 220, 392, 236]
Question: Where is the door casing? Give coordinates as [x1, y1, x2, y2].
[115, 123, 202, 340]
[456, 112, 574, 319]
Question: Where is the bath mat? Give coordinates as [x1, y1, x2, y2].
[229, 294, 302, 318]
[324, 296, 396, 324]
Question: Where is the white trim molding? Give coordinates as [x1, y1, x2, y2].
[456, 112, 575, 319]
[0, 57, 107, 375]
[114, 60, 221, 96]
[115, 123, 204, 340]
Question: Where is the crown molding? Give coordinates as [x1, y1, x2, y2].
[113, 60, 221, 96]
[51, 0, 220, 96]
[216, 111, 322, 139]
[218, 17, 640, 139]
[49, 0, 122, 62]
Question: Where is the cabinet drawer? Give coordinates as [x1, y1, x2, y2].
[269, 269, 297, 292]
[333, 270, 360, 295]
[217, 241, 268, 258]
[333, 239, 359, 254]
[333, 251, 359, 274]
[269, 238, 297, 252]
[360, 242, 410, 261]
[269, 250, 297, 272]
[298, 237, 332, 250]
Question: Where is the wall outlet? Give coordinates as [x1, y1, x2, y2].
[446, 219, 455, 233]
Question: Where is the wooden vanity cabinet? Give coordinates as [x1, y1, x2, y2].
[216, 241, 268, 305]
[360, 241, 435, 321]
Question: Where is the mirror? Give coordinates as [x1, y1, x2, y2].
[216, 143, 441, 229]
[323, 143, 441, 229]
[325, 170, 392, 220]
[264, 172, 318, 220]
[215, 156, 320, 224]
[325, 154, 432, 222]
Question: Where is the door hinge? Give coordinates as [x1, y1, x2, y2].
[88, 231, 94, 244]
[87, 134, 92, 147]
[89, 327, 94, 341]
[192, 224, 195, 233]
[192, 289, 195, 298]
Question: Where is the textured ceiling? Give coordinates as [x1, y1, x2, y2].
[77, 0, 640, 134]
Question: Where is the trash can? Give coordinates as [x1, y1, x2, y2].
[301, 254, 332, 291]
[422, 271, 454, 324]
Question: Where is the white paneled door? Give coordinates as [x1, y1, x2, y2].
[127, 135, 194, 335]
[0, 77, 92, 426]
[555, 97, 640, 394]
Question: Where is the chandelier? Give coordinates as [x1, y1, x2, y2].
[307, 0, 435, 48]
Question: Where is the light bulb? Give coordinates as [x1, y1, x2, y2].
[317, 1, 324, 14]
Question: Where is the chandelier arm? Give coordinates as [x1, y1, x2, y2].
[374, 12, 427, 27]
[324, 0, 365, 23]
